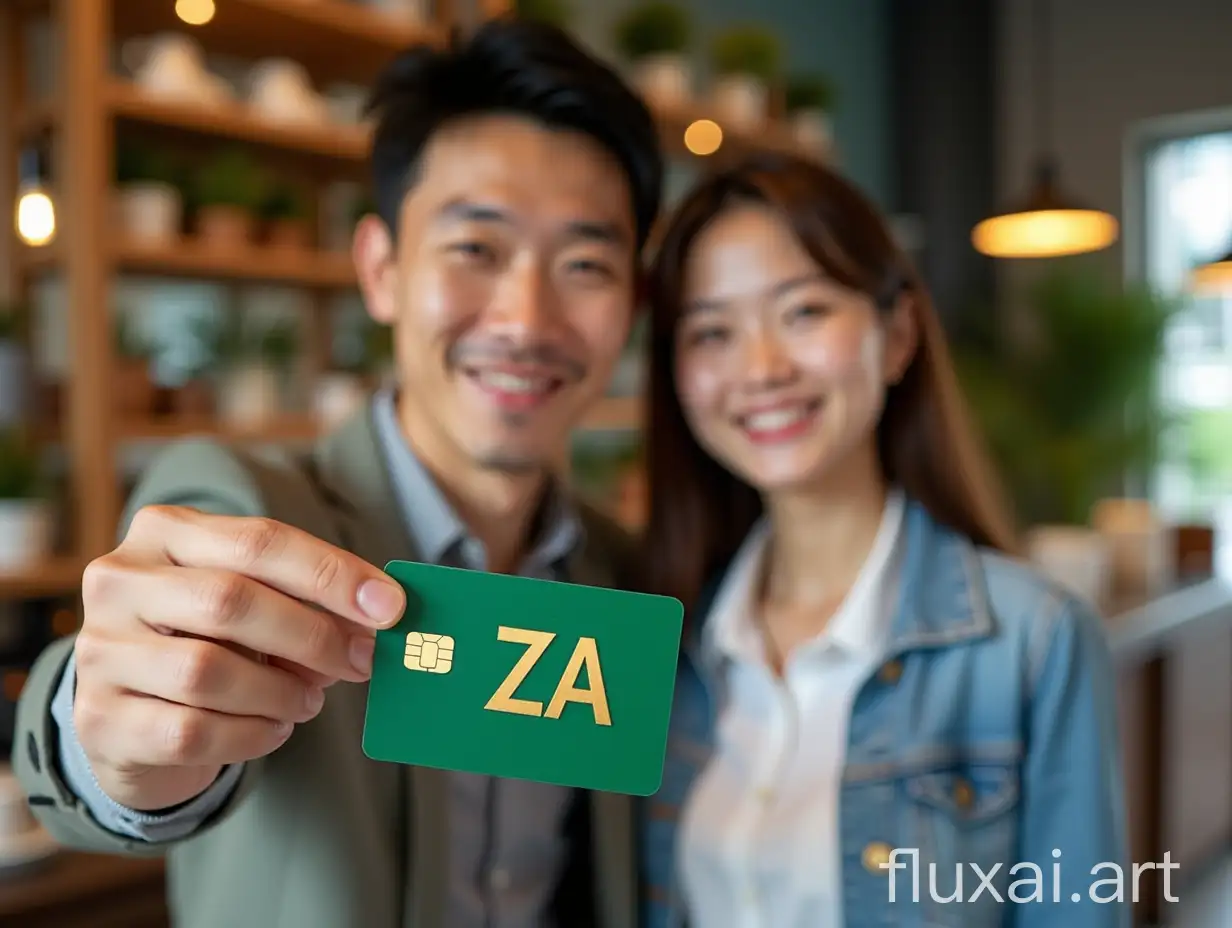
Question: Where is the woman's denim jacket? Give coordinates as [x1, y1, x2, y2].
[640, 498, 1130, 928]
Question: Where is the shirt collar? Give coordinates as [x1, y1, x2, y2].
[370, 387, 582, 569]
[703, 487, 908, 667]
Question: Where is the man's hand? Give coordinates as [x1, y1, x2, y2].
[72, 504, 406, 812]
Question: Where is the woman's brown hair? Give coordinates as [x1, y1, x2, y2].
[641, 152, 1019, 614]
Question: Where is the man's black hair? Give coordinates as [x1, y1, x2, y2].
[364, 17, 664, 251]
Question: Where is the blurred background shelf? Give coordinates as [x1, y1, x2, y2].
[111, 240, 357, 287]
[22, 241, 357, 287]
[111, 0, 444, 86]
[107, 81, 370, 164]
[0, 557, 83, 599]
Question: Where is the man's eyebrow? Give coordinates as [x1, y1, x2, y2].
[434, 199, 628, 246]
[565, 220, 627, 246]
[435, 199, 512, 224]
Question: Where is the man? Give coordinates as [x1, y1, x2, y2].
[13, 18, 663, 928]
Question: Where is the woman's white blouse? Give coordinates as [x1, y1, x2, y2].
[677, 489, 907, 928]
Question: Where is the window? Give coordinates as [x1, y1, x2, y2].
[1132, 118, 1232, 578]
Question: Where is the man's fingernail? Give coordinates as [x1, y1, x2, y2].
[350, 635, 376, 676]
[357, 578, 404, 625]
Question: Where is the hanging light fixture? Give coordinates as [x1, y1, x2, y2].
[1190, 244, 1232, 294]
[972, 0, 1118, 258]
[13, 142, 55, 248]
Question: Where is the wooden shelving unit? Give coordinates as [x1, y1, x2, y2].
[1, 0, 467, 608]
[1, 0, 826, 612]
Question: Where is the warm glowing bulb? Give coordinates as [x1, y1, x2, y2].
[1191, 259, 1232, 295]
[176, 0, 215, 26]
[15, 189, 55, 247]
[684, 119, 722, 156]
[971, 208, 1119, 258]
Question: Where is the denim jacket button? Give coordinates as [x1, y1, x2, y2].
[877, 659, 903, 685]
[953, 778, 974, 810]
[862, 841, 893, 874]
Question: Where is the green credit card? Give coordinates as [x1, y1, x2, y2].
[362, 560, 685, 795]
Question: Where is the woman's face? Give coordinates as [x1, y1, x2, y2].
[673, 202, 914, 494]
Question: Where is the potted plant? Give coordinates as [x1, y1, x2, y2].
[114, 140, 184, 244]
[208, 314, 300, 430]
[313, 316, 393, 428]
[954, 266, 1178, 604]
[515, 0, 572, 29]
[0, 301, 29, 429]
[190, 148, 267, 249]
[709, 24, 782, 130]
[613, 2, 693, 111]
[262, 183, 312, 252]
[113, 311, 155, 418]
[0, 429, 53, 570]
[784, 73, 836, 155]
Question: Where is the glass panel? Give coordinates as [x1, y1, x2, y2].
[1143, 131, 1232, 578]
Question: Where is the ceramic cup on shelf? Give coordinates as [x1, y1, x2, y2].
[710, 74, 768, 131]
[789, 108, 833, 155]
[0, 499, 53, 572]
[312, 372, 368, 430]
[114, 182, 182, 244]
[218, 365, 281, 431]
[247, 58, 327, 126]
[1091, 498, 1174, 599]
[631, 54, 692, 111]
[121, 33, 229, 106]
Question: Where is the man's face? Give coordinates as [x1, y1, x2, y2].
[355, 114, 638, 474]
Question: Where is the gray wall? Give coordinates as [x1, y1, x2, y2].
[996, 0, 1232, 282]
[571, 0, 893, 208]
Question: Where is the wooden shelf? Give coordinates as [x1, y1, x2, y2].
[0, 557, 84, 599]
[22, 239, 358, 287]
[107, 81, 369, 163]
[113, 239, 357, 287]
[112, 0, 444, 86]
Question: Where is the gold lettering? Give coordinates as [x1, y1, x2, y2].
[484, 626, 555, 717]
[544, 636, 611, 726]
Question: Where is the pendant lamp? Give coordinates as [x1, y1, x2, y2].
[972, 0, 1118, 258]
[1190, 245, 1232, 294]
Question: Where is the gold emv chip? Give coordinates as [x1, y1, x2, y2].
[404, 632, 455, 674]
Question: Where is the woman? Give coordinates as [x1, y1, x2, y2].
[638, 154, 1128, 928]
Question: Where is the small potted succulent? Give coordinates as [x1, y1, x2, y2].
[613, 2, 693, 111]
[262, 183, 313, 251]
[0, 301, 29, 428]
[784, 73, 836, 155]
[0, 428, 53, 570]
[113, 310, 155, 418]
[709, 24, 782, 130]
[191, 147, 267, 249]
[208, 314, 300, 430]
[114, 140, 184, 244]
[313, 315, 392, 428]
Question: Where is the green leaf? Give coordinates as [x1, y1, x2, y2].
[613, 2, 691, 60]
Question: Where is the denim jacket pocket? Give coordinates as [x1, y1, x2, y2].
[898, 762, 1020, 926]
